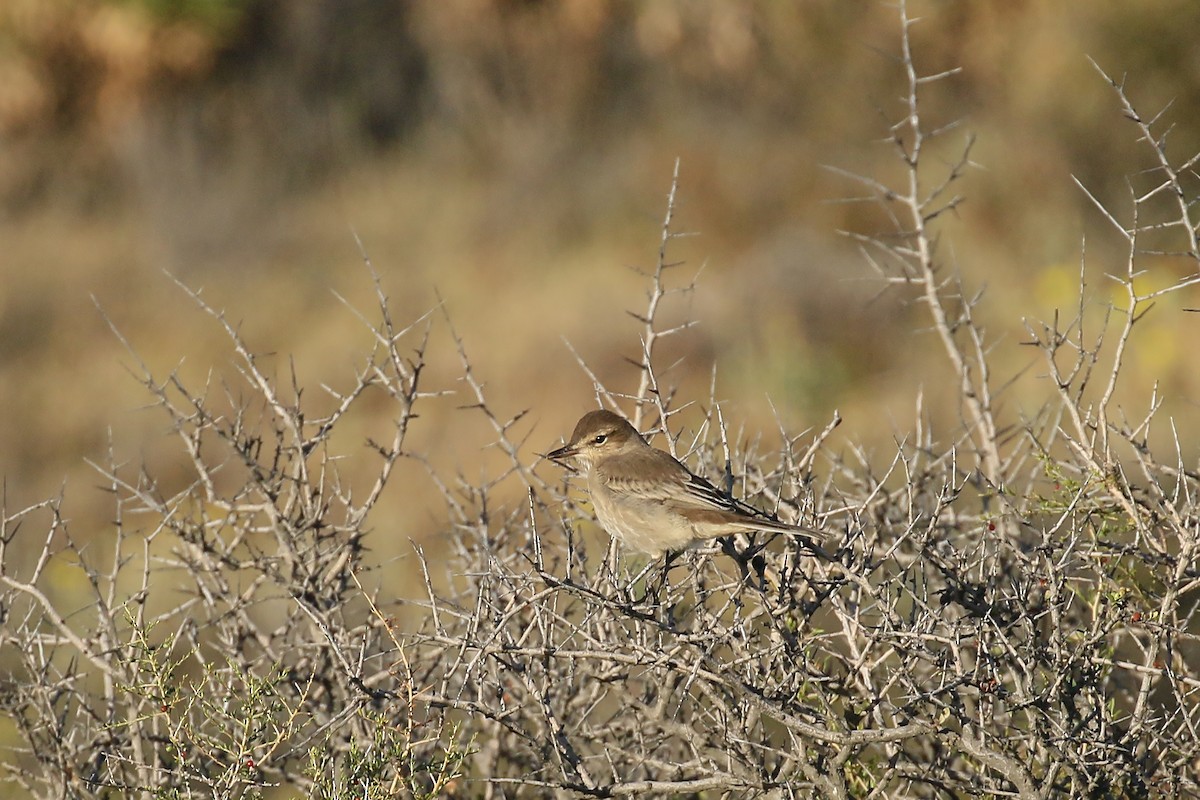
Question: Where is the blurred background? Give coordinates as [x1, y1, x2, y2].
[2, 0, 1200, 557]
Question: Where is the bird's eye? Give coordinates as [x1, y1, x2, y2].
[592, 434, 607, 445]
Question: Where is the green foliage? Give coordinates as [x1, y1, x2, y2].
[118, 0, 245, 30]
[305, 711, 470, 800]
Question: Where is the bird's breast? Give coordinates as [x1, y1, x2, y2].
[587, 471, 697, 557]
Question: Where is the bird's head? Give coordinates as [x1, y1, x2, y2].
[546, 410, 644, 469]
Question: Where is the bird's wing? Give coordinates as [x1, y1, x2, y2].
[599, 448, 786, 522]
[596, 449, 710, 503]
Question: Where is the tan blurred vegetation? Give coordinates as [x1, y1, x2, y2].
[2, 0, 1199, 572]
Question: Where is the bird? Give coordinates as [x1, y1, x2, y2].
[545, 409, 829, 559]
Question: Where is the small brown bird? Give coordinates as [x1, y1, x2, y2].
[546, 409, 827, 558]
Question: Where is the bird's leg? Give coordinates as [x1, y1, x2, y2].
[626, 557, 662, 604]
[644, 550, 683, 603]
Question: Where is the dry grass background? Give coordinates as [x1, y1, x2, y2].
[2, 0, 1199, 579]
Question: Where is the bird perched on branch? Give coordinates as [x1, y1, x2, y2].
[546, 409, 829, 560]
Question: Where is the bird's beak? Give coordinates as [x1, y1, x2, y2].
[545, 443, 579, 462]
